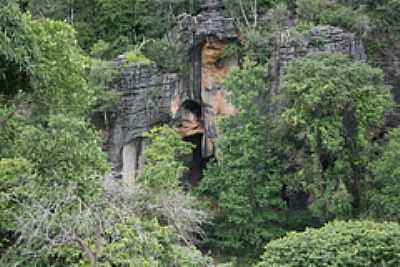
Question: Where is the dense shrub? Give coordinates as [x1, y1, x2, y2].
[296, 0, 370, 34]
[280, 52, 392, 221]
[256, 220, 400, 267]
[368, 128, 400, 221]
[0, 0, 38, 96]
[138, 126, 194, 191]
[142, 34, 184, 73]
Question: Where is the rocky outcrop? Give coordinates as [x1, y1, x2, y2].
[200, 40, 238, 157]
[178, 0, 238, 158]
[107, 0, 238, 183]
[271, 25, 366, 96]
[107, 59, 180, 182]
[179, 0, 237, 54]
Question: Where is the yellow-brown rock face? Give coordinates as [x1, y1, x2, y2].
[201, 40, 237, 157]
[201, 41, 230, 91]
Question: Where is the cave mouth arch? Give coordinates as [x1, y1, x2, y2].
[175, 100, 208, 188]
[181, 99, 202, 119]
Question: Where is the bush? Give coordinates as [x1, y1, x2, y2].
[256, 220, 400, 266]
[138, 126, 194, 191]
[0, 158, 33, 249]
[368, 128, 400, 221]
[125, 50, 152, 64]
[142, 34, 183, 73]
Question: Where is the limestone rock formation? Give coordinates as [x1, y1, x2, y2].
[106, 0, 238, 183]
[107, 59, 180, 182]
[271, 25, 366, 96]
[178, 0, 238, 158]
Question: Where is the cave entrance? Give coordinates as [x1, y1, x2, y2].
[182, 133, 210, 188]
[176, 99, 203, 137]
[182, 99, 202, 119]
[175, 100, 209, 187]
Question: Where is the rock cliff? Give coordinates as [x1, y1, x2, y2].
[107, 60, 179, 181]
[106, 0, 238, 183]
[271, 25, 366, 97]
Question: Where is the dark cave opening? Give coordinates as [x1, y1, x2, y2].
[182, 133, 210, 188]
[181, 99, 202, 119]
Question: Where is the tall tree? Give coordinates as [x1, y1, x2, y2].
[280, 52, 392, 221]
[199, 60, 287, 255]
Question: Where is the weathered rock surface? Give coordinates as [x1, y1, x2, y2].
[179, 0, 237, 53]
[107, 58, 180, 182]
[271, 25, 366, 96]
[107, 0, 238, 183]
[200, 40, 237, 157]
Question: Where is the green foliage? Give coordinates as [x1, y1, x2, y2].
[2, 181, 211, 266]
[256, 220, 400, 267]
[1, 4, 97, 117]
[1, 120, 209, 265]
[0, 158, 33, 249]
[101, 216, 211, 267]
[125, 50, 152, 65]
[296, 0, 370, 34]
[91, 0, 199, 57]
[96, 0, 158, 44]
[25, 0, 101, 51]
[0, 2, 213, 266]
[219, 43, 241, 61]
[89, 40, 112, 59]
[143, 34, 184, 73]
[5, 0, 400, 263]
[361, 0, 400, 65]
[223, 0, 283, 28]
[368, 128, 400, 221]
[0, 6, 110, 262]
[230, 2, 290, 63]
[293, 20, 315, 34]
[8, 115, 109, 197]
[30, 19, 95, 117]
[91, 37, 132, 60]
[281, 52, 392, 221]
[87, 59, 120, 126]
[200, 59, 286, 255]
[0, 0, 38, 96]
[135, 126, 211, 266]
[139, 126, 194, 191]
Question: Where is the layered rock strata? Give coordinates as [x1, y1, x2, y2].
[107, 0, 238, 183]
[107, 59, 180, 182]
[271, 25, 367, 96]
